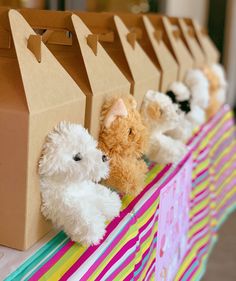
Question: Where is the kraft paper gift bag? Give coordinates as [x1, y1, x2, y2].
[170, 17, 205, 68]
[20, 9, 131, 138]
[0, 9, 85, 250]
[77, 12, 160, 109]
[147, 15, 194, 81]
[142, 15, 179, 91]
[184, 18, 220, 65]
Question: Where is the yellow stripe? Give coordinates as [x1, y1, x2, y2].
[189, 215, 211, 238]
[174, 234, 210, 281]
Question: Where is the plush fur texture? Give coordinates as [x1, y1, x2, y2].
[185, 69, 210, 109]
[39, 122, 121, 246]
[141, 90, 187, 164]
[166, 82, 193, 142]
[202, 64, 227, 118]
[211, 63, 227, 104]
[98, 95, 148, 196]
[184, 69, 210, 127]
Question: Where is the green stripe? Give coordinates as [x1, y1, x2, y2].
[5, 231, 68, 281]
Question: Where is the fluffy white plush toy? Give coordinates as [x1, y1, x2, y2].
[165, 82, 193, 142]
[167, 69, 210, 128]
[211, 63, 228, 104]
[141, 90, 187, 164]
[184, 69, 210, 126]
[39, 122, 121, 246]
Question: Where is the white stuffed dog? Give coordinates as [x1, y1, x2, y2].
[141, 91, 187, 164]
[39, 122, 121, 246]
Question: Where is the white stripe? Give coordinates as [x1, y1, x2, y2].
[68, 168, 176, 280]
[22, 237, 68, 281]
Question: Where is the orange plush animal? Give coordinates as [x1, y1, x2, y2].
[202, 64, 227, 118]
[98, 95, 148, 196]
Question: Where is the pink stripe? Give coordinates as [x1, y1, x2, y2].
[60, 214, 136, 281]
[123, 271, 135, 281]
[134, 234, 157, 280]
[144, 258, 156, 281]
[108, 252, 136, 281]
[194, 167, 209, 181]
[180, 237, 211, 281]
[190, 224, 210, 244]
[216, 183, 236, 213]
[212, 133, 235, 161]
[193, 190, 210, 206]
[190, 210, 211, 230]
[215, 169, 236, 201]
[95, 236, 138, 281]
[179, 256, 197, 281]
[138, 212, 157, 236]
[189, 226, 209, 249]
[198, 145, 209, 156]
[187, 237, 212, 281]
[190, 206, 210, 228]
[134, 191, 159, 220]
[211, 120, 233, 145]
[29, 240, 74, 281]
[217, 196, 236, 221]
[190, 107, 230, 152]
[59, 166, 171, 280]
[215, 169, 236, 194]
[215, 147, 236, 173]
[194, 187, 210, 201]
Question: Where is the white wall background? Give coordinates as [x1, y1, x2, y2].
[165, 0, 209, 26]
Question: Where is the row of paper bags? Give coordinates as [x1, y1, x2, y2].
[0, 8, 226, 249]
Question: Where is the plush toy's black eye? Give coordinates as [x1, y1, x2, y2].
[73, 153, 82, 161]
[129, 128, 132, 135]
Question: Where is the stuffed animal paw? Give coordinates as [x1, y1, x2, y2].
[39, 122, 121, 246]
[103, 156, 148, 196]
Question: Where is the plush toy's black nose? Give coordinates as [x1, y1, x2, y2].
[102, 155, 109, 162]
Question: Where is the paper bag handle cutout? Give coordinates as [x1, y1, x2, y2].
[27, 34, 41, 62]
[87, 34, 98, 55]
[154, 29, 163, 42]
[127, 31, 136, 49]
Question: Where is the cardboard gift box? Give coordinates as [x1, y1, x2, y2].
[184, 18, 220, 65]
[142, 15, 179, 91]
[169, 17, 206, 68]
[20, 9, 131, 139]
[76, 12, 160, 109]
[116, 13, 179, 92]
[0, 9, 85, 250]
[147, 15, 194, 81]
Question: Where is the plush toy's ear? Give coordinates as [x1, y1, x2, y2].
[104, 98, 128, 128]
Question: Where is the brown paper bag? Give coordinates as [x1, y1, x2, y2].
[0, 9, 85, 250]
[20, 9, 131, 139]
[184, 18, 220, 65]
[76, 12, 160, 110]
[142, 15, 179, 91]
[170, 17, 205, 68]
[147, 15, 194, 81]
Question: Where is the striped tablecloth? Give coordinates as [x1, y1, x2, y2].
[3, 105, 236, 281]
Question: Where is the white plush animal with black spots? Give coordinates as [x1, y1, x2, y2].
[39, 122, 121, 246]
